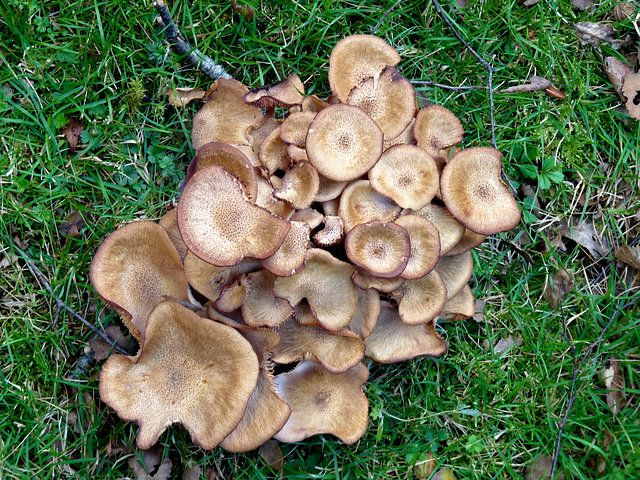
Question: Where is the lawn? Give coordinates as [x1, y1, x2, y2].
[0, 0, 638, 479]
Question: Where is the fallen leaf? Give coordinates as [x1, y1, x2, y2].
[182, 462, 203, 480]
[545, 86, 568, 100]
[600, 356, 625, 414]
[572, 0, 596, 11]
[553, 219, 610, 258]
[106, 436, 131, 456]
[604, 56, 633, 101]
[501, 76, 552, 94]
[484, 334, 523, 356]
[614, 2, 636, 21]
[230, 0, 255, 20]
[128, 446, 172, 480]
[413, 452, 436, 479]
[616, 245, 640, 270]
[454, 0, 469, 9]
[90, 326, 134, 361]
[0, 252, 19, 269]
[432, 469, 457, 480]
[58, 210, 88, 238]
[621, 71, 640, 120]
[473, 299, 485, 323]
[260, 439, 284, 471]
[524, 455, 565, 480]
[61, 118, 83, 153]
[163, 87, 206, 107]
[543, 269, 574, 309]
[573, 22, 630, 49]
[524, 0, 541, 5]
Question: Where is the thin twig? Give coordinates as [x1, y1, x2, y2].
[371, 0, 403, 34]
[10, 242, 130, 356]
[410, 80, 485, 91]
[152, 0, 232, 81]
[550, 296, 639, 478]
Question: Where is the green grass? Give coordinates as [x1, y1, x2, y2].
[1, 0, 638, 478]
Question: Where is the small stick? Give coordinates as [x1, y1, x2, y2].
[410, 80, 485, 91]
[11, 243, 130, 356]
[152, 0, 232, 81]
[371, 0, 403, 34]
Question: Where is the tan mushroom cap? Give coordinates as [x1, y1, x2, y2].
[315, 175, 348, 203]
[383, 118, 415, 151]
[339, 180, 402, 233]
[328, 34, 401, 103]
[241, 269, 293, 327]
[433, 250, 474, 300]
[99, 300, 260, 450]
[302, 94, 329, 113]
[273, 160, 320, 210]
[158, 208, 187, 263]
[390, 270, 447, 325]
[287, 144, 309, 162]
[273, 248, 358, 331]
[186, 142, 258, 202]
[347, 66, 416, 140]
[192, 79, 263, 150]
[273, 360, 370, 444]
[247, 116, 282, 157]
[445, 229, 487, 256]
[178, 166, 291, 267]
[346, 287, 381, 340]
[259, 220, 310, 277]
[394, 215, 441, 279]
[280, 111, 316, 147]
[90, 221, 189, 341]
[306, 104, 384, 182]
[313, 215, 344, 247]
[439, 284, 475, 321]
[272, 318, 365, 373]
[440, 147, 521, 235]
[259, 126, 292, 174]
[413, 105, 464, 159]
[345, 221, 411, 278]
[255, 175, 294, 219]
[364, 302, 448, 363]
[215, 277, 247, 312]
[407, 203, 465, 255]
[243, 73, 305, 109]
[352, 269, 405, 293]
[368, 144, 439, 210]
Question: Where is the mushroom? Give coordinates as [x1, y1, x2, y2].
[345, 221, 411, 278]
[413, 105, 464, 161]
[338, 180, 401, 233]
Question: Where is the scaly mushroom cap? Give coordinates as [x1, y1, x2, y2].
[273, 360, 370, 444]
[440, 147, 521, 235]
[352, 269, 405, 293]
[259, 221, 310, 277]
[338, 180, 401, 233]
[413, 105, 464, 159]
[255, 175, 294, 219]
[243, 73, 305, 109]
[302, 94, 329, 113]
[192, 79, 263, 150]
[328, 34, 401, 103]
[185, 142, 258, 202]
[241, 269, 293, 327]
[290, 207, 324, 229]
[394, 215, 441, 279]
[439, 284, 475, 321]
[158, 208, 187, 263]
[273, 160, 320, 210]
[345, 221, 411, 278]
[315, 175, 348, 203]
[347, 66, 416, 140]
[178, 166, 291, 267]
[306, 104, 384, 182]
[390, 270, 448, 325]
[364, 302, 448, 363]
[90, 221, 189, 341]
[368, 144, 439, 210]
[273, 248, 358, 331]
[259, 126, 292, 174]
[313, 215, 345, 247]
[280, 111, 316, 147]
[434, 250, 474, 299]
[407, 204, 465, 255]
[99, 300, 260, 450]
[445, 229, 487, 256]
[383, 118, 415, 151]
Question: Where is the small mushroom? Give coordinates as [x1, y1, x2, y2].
[413, 105, 464, 160]
[345, 221, 411, 278]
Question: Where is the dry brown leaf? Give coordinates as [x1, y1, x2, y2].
[106, 436, 131, 456]
[89, 326, 134, 361]
[128, 446, 172, 480]
[614, 2, 636, 21]
[573, 22, 630, 49]
[524, 0, 541, 5]
[600, 357, 625, 414]
[432, 469, 457, 480]
[501, 76, 552, 94]
[58, 210, 88, 238]
[616, 245, 640, 269]
[61, 118, 83, 153]
[572, 0, 596, 11]
[553, 219, 609, 258]
[525, 455, 565, 480]
[182, 463, 203, 480]
[260, 439, 284, 471]
[0, 252, 19, 269]
[543, 269, 574, 309]
[163, 87, 206, 107]
[414, 452, 436, 479]
[454, 0, 469, 9]
[621, 71, 640, 120]
[473, 299, 485, 323]
[230, 0, 255, 20]
[604, 56, 633, 101]
[483, 334, 523, 356]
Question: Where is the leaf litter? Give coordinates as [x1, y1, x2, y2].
[599, 356, 625, 414]
[543, 268, 574, 310]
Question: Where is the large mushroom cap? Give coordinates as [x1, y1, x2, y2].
[345, 221, 411, 278]
[178, 166, 291, 267]
[440, 147, 521, 235]
[413, 105, 464, 159]
[99, 300, 260, 450]
[306, 104, 384, 182]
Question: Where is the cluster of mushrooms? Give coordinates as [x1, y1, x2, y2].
[91, 35, 521, 452]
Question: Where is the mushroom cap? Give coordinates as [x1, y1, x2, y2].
[338, 180, 401, 233]
[290, 207, 325, 229]
[445, 228, 487, 256]
[439, 284, 475, 321]
[306, 104, 384, 182]
[273, 248, 358, 331]
[241, 269, 293, 327]
[346, 287, 381, 340]
[391, 270, 448, 325]
[99, 300, 260, 450]
[302, 94, 329, 113]
[178, 166, 291, 267]
[406, 204, 465, 255]
[347, 66, 416, 140]
[273, 360, 370, 444]
[352, 269, 405, 293]
[328, 34, 401, 103]
[368, 144, 439, 210]
[433, 250, 474, 300]
[273, 160, 320, 210]
[243, 73, 305, 109]
[440, 147, 521, 235]
[345, 221, 411, 278]
[280, 111, 316, 147]
[192, 79, 263, 150]
[90, 221, 189, 341]
[394, 214, 441, 279]
[314, 175, 348, 203]
[413, 105, 464, 159]
[158, 208, 187, 263]
[313, 215, 345, 247]
[258, 126, 292, 174]
[259, 220, 310, 277]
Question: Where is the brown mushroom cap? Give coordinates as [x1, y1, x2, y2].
[243, 73, 305, 109]
[158, 208, 187, 263]
[352, 269, 405, 293]
[313, 215, 345, 247]
[390, 270, 448, 325]
[383, 118, 415, 151]
[273, 248, 357, 331]
[90, 221, 189, 341]
[445, 229, 487, 256]
[290, 207, 325, 229]
[347, 66, 416, 140]
[364, 302, 447, 363]
[339, 180, 401, 233]
[345, 221, 411, 278]
[413, 105, 464, 159]
[439, 284, 475, 321]
[434, 250, 474, 299]
[259, 126, 292, 174]
[306, 104, 384, 182]
[394, 214, 441, 279]
[192, 79, 263, 150]
[315, 175, 348, 203]
[259, 220, 310, 277]
[280, 111, 316, 147]
[407, 204, 465, 255]
[273, 360, 370, 444]
[273, 160, 320, 210]
[241, 269, 293, 327]
[368, 144, 439, 210]
[302, 94, 329, 113]
[328, 34, 401, 103]
[99, 300, 260, 450]
[440, 147, 521, 235]
[346, 287, 381, 340]
[178, 166, 291, 267]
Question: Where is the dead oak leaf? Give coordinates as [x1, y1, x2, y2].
[604, 56, 633, 101]
[600, 356, 625, 414]
[552, 218, 610, 258]
[616, 245, 640, 270]
[61, 118, 83, 153]
[128, 445, 172, 480]
[500, 76, 552, 94]
[163, 87, 206, 107]
[543, 268, 574, 309]
[58, 210, 88, 238]
[573, 22, 630, 49]
[621, 71, 640, 120]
